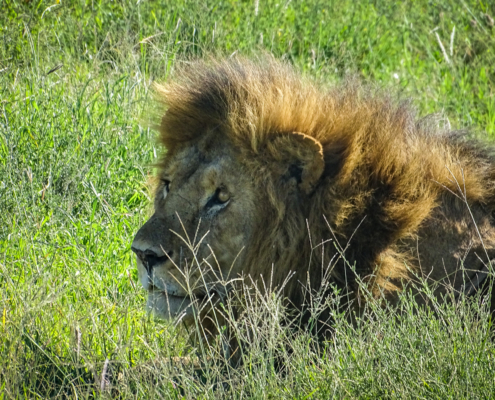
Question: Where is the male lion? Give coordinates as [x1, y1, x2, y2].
[132, 57, 495, 340]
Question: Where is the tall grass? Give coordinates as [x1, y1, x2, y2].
[1, 0, 495, 397]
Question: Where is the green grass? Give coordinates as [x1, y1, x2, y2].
[1, 0, 495, 398]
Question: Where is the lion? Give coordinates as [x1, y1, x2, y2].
[132, 57, 495, 341]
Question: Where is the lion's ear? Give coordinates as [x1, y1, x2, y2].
[266, 132, 324, 194]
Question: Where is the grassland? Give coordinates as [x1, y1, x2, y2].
[1, 0, 495, 398]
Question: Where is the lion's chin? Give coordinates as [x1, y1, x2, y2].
[146, 291, 197, 324]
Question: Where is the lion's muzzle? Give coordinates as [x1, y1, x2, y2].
[131, 246, 173, 275]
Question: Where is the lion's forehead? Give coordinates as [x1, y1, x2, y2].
[164, 140, 242, 187]
[161, 145, 200, 177]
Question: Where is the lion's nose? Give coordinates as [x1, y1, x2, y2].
[131, 247, 173, 273]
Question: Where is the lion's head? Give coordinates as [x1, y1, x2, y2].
[131, 58, 330, 325]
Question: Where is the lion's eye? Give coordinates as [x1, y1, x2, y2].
[161, 179, 170, 197]
[217, 189, 230, 204]
[205, 188, 230, 209]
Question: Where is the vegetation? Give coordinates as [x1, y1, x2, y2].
[1, 0, 495, 397]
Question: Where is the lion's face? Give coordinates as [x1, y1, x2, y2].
[131, 133, 257, 323]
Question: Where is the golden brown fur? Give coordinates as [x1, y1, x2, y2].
[132, 57, 495, 338]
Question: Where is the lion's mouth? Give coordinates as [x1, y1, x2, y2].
[147, 285, 205, 301]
